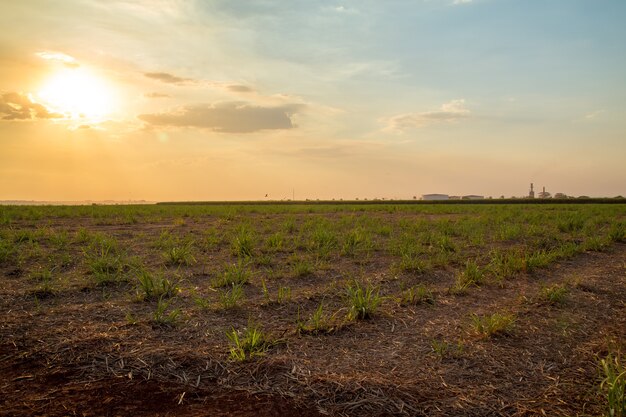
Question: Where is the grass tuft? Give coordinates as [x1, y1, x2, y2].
[85, 237, 129, 285]
[218, 283, 245, 309]
[227, 323, 273, 361]
[431, 339, 464, 359]
[0, 237, 15, 264]
[524, 251, 554, 273]
[297, 302, 337, 334]
[310, 227, 337, 259]
[136, 270, 180, 301]
[396, 253, 427, 274]
[231, 225, 254, 258]
[292, 257, 314, 277]
[539, 283, 568, 305]
[437, 234, 456, 253]
[163, 242, 196, 266]
[30, 266, 56, 297]
[600, 353, 626, 417]
[152, 297, 182, 326]
[400, 284, 434, 306]
[265, 232, 283, 251]
[341, 229, 364, 257]
[450, 260, 483, 294]
[471, 312, 515, 337]
[212, 260, 251, 287]
[346, 281, 382, 320]
[462, 259, 484, 285]
[609, 222, 625, 243]
[488, 250, 525, 282]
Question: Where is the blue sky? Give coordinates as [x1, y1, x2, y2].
[0, 0, 624, 200]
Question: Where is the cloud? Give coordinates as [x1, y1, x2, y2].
[36, 51, 79, 68]
[583, 110, 604, 120]
[330, 5, 358, 14]
[138, 101, 303, 133]
[144, 72, 194, 85]
[144, 72, 256, 93]
[383, 99, 470, 132]
[226, 84, 254, 93]
[0, 92, 63, 120]
[144, 92, 171, 98]
[452, 0, 473, 4]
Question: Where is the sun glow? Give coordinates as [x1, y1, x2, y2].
[38, 68, 115, 120]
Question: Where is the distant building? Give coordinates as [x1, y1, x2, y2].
[538, 186, 551, 199]
[529, 183, 535, 199]
[422, 194, 449, 201]
[449, 195, 461, 200]
[462, 195, 484, 200]
[554, 193, 568, 199]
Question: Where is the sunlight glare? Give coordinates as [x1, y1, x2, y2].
[38, 68, 115, 120]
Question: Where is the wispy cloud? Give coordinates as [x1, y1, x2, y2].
[144, 92, 171, 98]
[452, 0, 473, 5]
[0, 92, 63, 120]
[271, 140, 385, 160]
[226, 84, 254, 93]
[583, 110, 604, 120]
[36, 51, 79, 67]
[138, 101, 303, 133]
[382, 99, 470, 132]
[144, 72, 194, 85]
[143, 72, 258, 95]
[329, 5, 358, 14]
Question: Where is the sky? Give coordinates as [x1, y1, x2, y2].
[1, 0, 625, 201]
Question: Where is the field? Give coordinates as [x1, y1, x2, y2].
[1, 203, 625, 416]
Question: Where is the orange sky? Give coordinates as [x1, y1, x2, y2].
[1, 1, 625, 201]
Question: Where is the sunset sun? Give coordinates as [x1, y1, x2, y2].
[37, 68, 115, 120]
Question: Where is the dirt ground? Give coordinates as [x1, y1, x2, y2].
[0, 366, 323, 416]
[1, 212, 624, 416]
